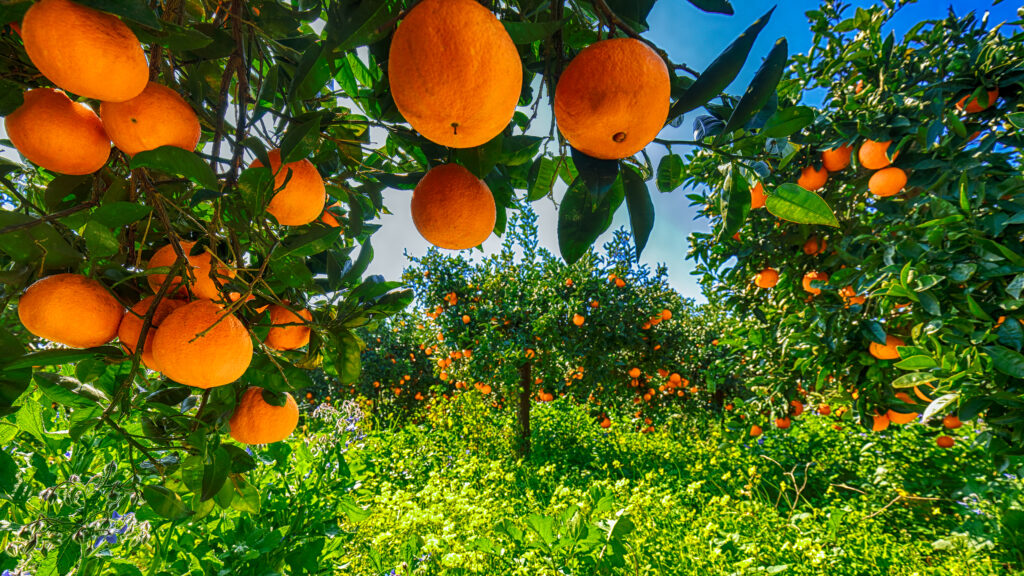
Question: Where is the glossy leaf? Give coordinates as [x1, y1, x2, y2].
[717, 38, 788, 142]
[765, 183, 839, 227]
[656, 154, 684, 192]
[622, 166, 654, 260]
[132, 146, 218, 190]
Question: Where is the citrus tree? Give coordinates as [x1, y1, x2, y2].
[673, 3, 1024, 459]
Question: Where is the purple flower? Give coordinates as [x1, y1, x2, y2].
[93, 534, 117, 548]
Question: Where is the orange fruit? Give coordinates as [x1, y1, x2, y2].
[554, 38, 670, 160]
[869, 167, 907, 197]
[790, 400, 804, 416]
[802, 271, 829, 296]
[936, 435, 954, 448]
[871, 413, 890, 432]
[264, 305, 312, 351]
[750, 182, 766, 209]
[118, 296, 187, 371]
[821, 145, 852, 171]
[462, 314, 471, 324]
[600, 418, 611, 429]
[320, 202, 343, 228]
[818, 404, 831, 415]
[479, 384, 491, 394]
[251, 149, 326, 226]
[803, 237, 826, 255]
[411, 163, 496, 250]
[755, 268, 779, 289]
[750, 425, 762, 437]
[775, 417, 791, 429]
[661, 309, 672, 320]
[858, 140, 897, 170]
[590, 300, 599, 308]
[146, 241, 235, 301]
[17, 273, 124, 348]
[21, 0, 148, 102]
[152, 300, 253, 388]
[5, 88, 109, 175]
[943, 415, 963, 430]
[388, 0, 521, 148]
[572, 314, 585, 326]
[797, 165, 828, 191]
[99, 82, 201, 156]
[229, 387, 299, 444]
[887, 409, 918, 425]
[628, 367, 641, 378]
[869, 335, 905, 360]
[955, 88, 998, 113]
[839, 286, 866, 307]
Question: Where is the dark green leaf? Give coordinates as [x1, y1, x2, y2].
[201, 448, 231, 501]
[668, 7, 775, 119]
[2, 346, 124, 371]
[0, 211, 82, 269]
[34, 372, 107, 408]
[621, 166, 654, 260]
[571, 147, 619, 202]
[280, 113, 324, 164]
[527, 156, 560, 201]
[502, 20, 564, 44]
[334, 330, 363, 385]
[686, 0, 734, 14]
[325, 0, 402, 51]
[656, 154, 684, 192]
[765, 183, 839, 227]
[717, 38, 788, 142]
[558, 176, 625, 265]
[76, 0, 161, 29]
[760, 106, 814, 138]
[132, 147, 218, 190]
[986, 346, 1024, 378]
[456, 134, 504, 179]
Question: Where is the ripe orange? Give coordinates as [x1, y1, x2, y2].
[750, 182, 766, 209]
[21, 0, 148, 102]
[572, 314, 585, 326]
[887, 409, 918, 425]
[229, 387, 299, 445]
[600, 418, 611, 429]
[790, 400, 804, 416]
[251, 149, 326, 226]
[388, 0, 521, 148]
[821, 145, 852, 171]
[858, 140, 897, 170]
[955, 88, 998, 113]
[554, 38, 670, 160]
[264, 305, 312, 351]
[839, 286, 866, 307]
[802, 271, 829, 296]
[411, 163, 496, 250]
[818, 404, 831, 415]
[936, 435, 955, 448]
[755, 268, 779, 289]
[628, 367, 641, 378]
[320, 202, 343, 228]
[590, 301, 599, 308]
[462, 314, 471, 324]
[803, 237, 826, 256]
[18, 273, 124, 348]
[868, 167, 907, 197]
[750, 425, 762, 437]
[118, 296, 187, 371]
[100, 82, 201, 156]
[871, 413, 890, 431]
[943, 414, 963, 430]
[797, 165, 828, 191]
[5, 88, 110, 175]
[146, 241, 235, 301]
[479, 384, 492, 394]
[661, 309, 673, 320]
[869, 335, 905, 360]
[775, 417, 791, 429]
[152, 300, 253, 388]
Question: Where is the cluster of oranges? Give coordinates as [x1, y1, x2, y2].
[5, 0, 336, 228]
[397, 0, 669, 251]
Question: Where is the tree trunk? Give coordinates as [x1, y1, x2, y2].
[517, 362, 532, 458]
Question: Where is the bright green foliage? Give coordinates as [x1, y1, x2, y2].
[684, 4, 1024, 459]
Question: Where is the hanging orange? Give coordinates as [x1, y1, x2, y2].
[146, 241, 235, 301]
[229, 387, 299, 445]
[754, 268, 778, 289]
[802, 271, 829, 296]
[821, 145, 852, 171]
[100, 82, 201, 156]
[955, 88, 998, 113]
[750, 182, 766, 209]
[5, 88, 110, 175]
[264, 305, 313, 351]
[118, 295, 187, 371]
[17, 273, 124, 348]
[411, 164, 495, 250]
[21, 0, 148, 102]
[797, 165, 828, 191]
[869, 335, 905, 360]
[554, 38, 670, 160]
[388, 0, 522, 148]
[151, 300, 253, 389]
[858, 140, 897, 170]
[251, 149, 326, 226]
[869, 167, 907, 197]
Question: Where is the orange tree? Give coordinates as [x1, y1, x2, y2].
[0, 0, 791, 527]
[672, 4, 1024, 459]
[359, 207, 732, 454]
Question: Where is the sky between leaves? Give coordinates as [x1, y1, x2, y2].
[0, 0, 1017, 302]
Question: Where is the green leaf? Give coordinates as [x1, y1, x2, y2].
[656, 154, 684, 192]
[132, 146, 218, 190]
[143, 485, 192, 520]
[83, 220, 120, 258]
[1, 346, 124, 371]
[334, 330, 363, 385]
[527, 156, 560, 201]
[557, 176, 625, 265]
[16, 400, 47, 442]
[571, 148, 620, 202]
[718, 166, 749, 241]
[894, 356, 938, 370]
[621, 166, 654, 260]
[280, 113, 324, 164]
[0, 79, 24, 116]
[986, 346, 1024, 378]
[921, 393, 959, 424]
[686, 0, 734, 14]
[668, 7, 775, 119]
[34, 372, 108, 408]
[339, 494, 372, 523]
[76, 0, 161, 29]
[0, 211, 82, 269]
[456, 134, 504, 179]
[91, 202, 152, 229]
[503, 20, 564, 44]
[765, 183, 838, 227]
[340, 239, 373, 285]
[201, 448, 231, 501]
[228, 474, 261, 514]
[325, 0, 402, 51]
[717, 38, 788, 142]
[892, 372, 937, 388]
[1008, 113, 1024, 129]
[760, 106, 815, 138]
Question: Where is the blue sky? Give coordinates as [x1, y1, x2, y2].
[366, 0, 1021, 301]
